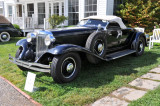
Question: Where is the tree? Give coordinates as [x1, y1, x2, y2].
[48, 15, 67, 29]
[118, 0, 160, 32]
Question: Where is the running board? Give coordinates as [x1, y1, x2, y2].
[105, 49, 136, 61]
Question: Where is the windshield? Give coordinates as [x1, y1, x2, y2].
[78, 19, 108, 27]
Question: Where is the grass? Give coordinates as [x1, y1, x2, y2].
[129, 86, 160, 106]
[1, 37, 160, 105]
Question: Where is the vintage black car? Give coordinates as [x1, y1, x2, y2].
[9, 16, 147, 83]
[0, 15, 21, 42]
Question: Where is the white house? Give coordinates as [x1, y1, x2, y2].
[0, 0, 123, 30]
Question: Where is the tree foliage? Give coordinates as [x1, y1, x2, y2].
[48, 15, 67, 29]
[118, 0, 160, 32]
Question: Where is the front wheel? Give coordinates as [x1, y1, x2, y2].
[51, 52, 81, 83]
[134, 37, 145, 56]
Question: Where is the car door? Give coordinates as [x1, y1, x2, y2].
[106, 22, 122, 52]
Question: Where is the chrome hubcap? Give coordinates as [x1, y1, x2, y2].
[140, 44, 143, 50]
[66, 63, 74, 72]
[2, 35, 7, 39]
[139, 43, 143, 52]
[61, 57, 76, 78]
[98, 43, 104, 52]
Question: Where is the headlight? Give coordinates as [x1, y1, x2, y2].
[44, 34, 56, 46]
[26, 33, 36, 42]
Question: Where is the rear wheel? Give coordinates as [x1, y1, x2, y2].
[134, 37, 145, 56]
[0, 32, 10, 42]
[85, 32, 107, 64]
[15, 47, 28, 71]
[51, 52, 81, 83]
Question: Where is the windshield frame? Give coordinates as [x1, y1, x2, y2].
[78, 19, 109, 28]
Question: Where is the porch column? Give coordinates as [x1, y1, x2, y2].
[59, 2, 62, 16]
[45, 1, 49, 19]
[45, 1, 49, 29]
[24, 3, 27, 17]
[79, 0, 84, 20]
[64, 0, 68, 26]
[12, 4, 16, 24]
[51, 1, 53, 15]
[34, 2, 38, 28]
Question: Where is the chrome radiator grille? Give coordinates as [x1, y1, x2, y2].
[36, 34, 48, 59]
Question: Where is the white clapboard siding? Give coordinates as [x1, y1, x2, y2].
[97, 0, 107, 16]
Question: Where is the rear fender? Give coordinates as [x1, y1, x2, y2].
[132, 32, 147, 49]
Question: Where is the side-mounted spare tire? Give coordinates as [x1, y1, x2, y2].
[85, 31, 107, 64]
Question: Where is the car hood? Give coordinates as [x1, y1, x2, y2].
[48, 26, 97, 37]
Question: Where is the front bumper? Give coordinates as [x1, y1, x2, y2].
[9, 54, 50, 73]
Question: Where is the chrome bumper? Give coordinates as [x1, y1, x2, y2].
[9, 54, 50, 73]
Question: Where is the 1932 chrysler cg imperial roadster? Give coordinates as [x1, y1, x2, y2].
[9, 16, 147, 83]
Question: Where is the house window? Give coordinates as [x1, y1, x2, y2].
[114, 0, 123, 15]
[27, 4, 34, 17]
[0, 1, 3, 7]
[38, 3, 45, 25]
[62, 2, 64, 16]
[53, 3, 59, 15]
[8, 6, 12, 17]
[0, 8, 3, 15]
[68, 0, 79, 25]
[84, 0, 97, 17]
[17, 4, 22, 17]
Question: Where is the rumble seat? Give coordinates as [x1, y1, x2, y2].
[149, 29, 160, 49]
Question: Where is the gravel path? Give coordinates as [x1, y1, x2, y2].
[0, 78, 36, 106]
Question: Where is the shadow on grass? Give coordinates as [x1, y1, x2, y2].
[29, 50, 159, 90]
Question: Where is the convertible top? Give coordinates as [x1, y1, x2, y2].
[83, 15, 127, 29]
[0, 15, 11, 24]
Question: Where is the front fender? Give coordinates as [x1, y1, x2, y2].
[47, 44, 90, 55]
[16, 39, 28, 59]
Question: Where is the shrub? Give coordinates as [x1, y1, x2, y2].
[117, 0, 160, 33]
[154, 22, 160, 29]
[13, 24, 21, 31]
[48, 15, 67, 29]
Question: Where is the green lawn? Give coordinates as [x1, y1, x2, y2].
[129, 86, 160, 106]
[0, 37, 160, 106]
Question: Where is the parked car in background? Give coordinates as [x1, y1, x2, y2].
[0, 15, 21, 42]
[9, 15, 147, 83]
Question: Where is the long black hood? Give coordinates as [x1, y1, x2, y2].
[48, 26, 97, 37]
